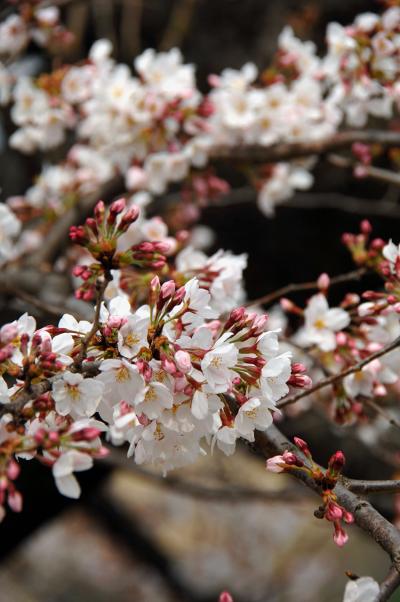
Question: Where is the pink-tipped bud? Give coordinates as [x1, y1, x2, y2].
[280, 298, 296, 312]
[72, 427, 102, 441]
[219, 593, 234, 602]
[317, 273, 330, 290]
[94, 200, 105, 221]
[325, 502, 343, 522]
[48, 431, 60, 444]
[119, 206, 140, 230]
[360, 219, 372, 234]
[328, 450, 345, 474]
[173, 287, 186, 304]
[291, 363, 307, 374]
[8, 490, 23, 513]
[162, 357, 177, 375]
[333, 524, 348, 547]
[266, 455, 286, 473]
[175, 350, 192, 374]
[110, 197, 126, 214]
[342, 510, 354, 524]
[160, 280, 176, 300]
[6, 460, 20, 481]
[293, 437, 311, 457]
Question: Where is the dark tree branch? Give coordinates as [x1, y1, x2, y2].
[246, 267, 366, 307]
[378, 565, 400, 602]
[254, 425, 400, 576]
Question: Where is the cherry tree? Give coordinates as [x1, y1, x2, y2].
[0, 1, 400, 600]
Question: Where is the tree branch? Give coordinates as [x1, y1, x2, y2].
[211, 130, 400, 164]
[246, 267, 366, 307]
[277, 336, 400, 410]
[346, 479, 400, 495]
[328, 154, 400, 187]
[254, 424, 400, 574]
[378, 565, 400, 602]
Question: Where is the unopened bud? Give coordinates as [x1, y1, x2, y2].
[328, 450, 345, 474]
[317, 273, 330, 291]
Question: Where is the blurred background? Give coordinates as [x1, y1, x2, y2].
[1, 0, 400, 601]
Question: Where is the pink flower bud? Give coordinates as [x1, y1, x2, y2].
[325, 502, 343, 522]
[73, 428, 102, 441]
[266, 455, 286, 473]
[160, 280, 176, 300]
[293, 437, 311, 457]
[328, 450, 345, 474]
[333, 524, 348, 547]
[0, 324, 18, 345]
[343, 510, 354, 524]
[48, 431, 60, 444]
[173, 287, 186, 303]
[6, 460, 20, 481]
[175, 350, 192, 374]
[94, 200, 105, 221]
[280, 298, 296, 312]
[317, 273, 330, 290]
[8, 490, 23, 513]
[162, 357, 177, 375]
[110, 197, 126, 214]
[360, 219, 372, 234]
[219, 593, 234, 602]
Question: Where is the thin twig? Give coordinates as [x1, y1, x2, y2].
[246, 267, 366, 307]
[74, 273, 110, 366]
[276, 336, 400, 409]
[363, 398, 400, 431]
[328, 154, 400, 187]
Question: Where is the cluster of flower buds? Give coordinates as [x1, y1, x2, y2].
[0, 459, 22, 521]
[70, 199, 169, 299]
[267, 438, 354, 546]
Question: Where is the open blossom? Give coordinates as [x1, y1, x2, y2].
[135, 382, 173, 420]
[343, 369, 374, 399]
[234, 397, 275, 441]
[52, 450, 93, 498]
[302, 294, 350, 352]
[96, 359, 145, 420]
[383, 240, 400, 275]
[201, 334, 238, 393]
[261, 353, 292, 402]
[342, 577, 379, 602]
[117, 306, 150, 359]
[52, 372, 104, 417]
[0, 204, 21, 265]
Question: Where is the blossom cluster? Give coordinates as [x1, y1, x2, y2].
[0, 4, 399, 268]
[273, 221, 400, 425]
[0, 198, 310, 518]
